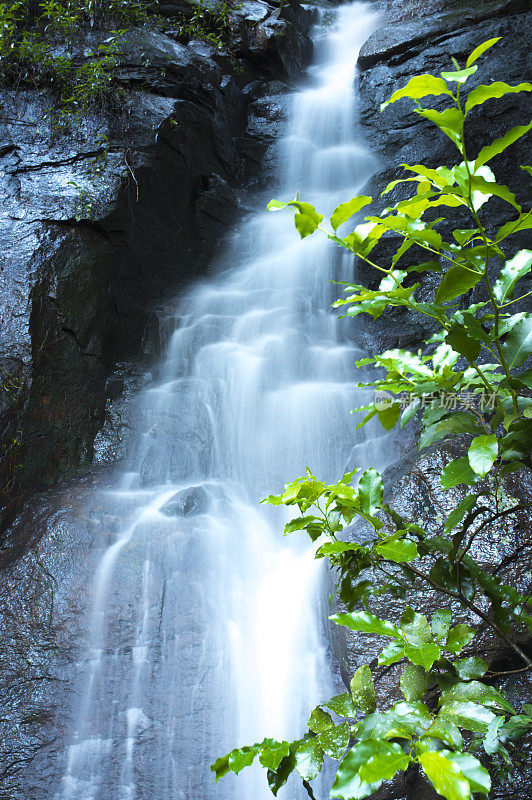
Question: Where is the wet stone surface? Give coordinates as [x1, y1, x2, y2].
[0, 0, 315, 539]
[160, 485, 210, 516]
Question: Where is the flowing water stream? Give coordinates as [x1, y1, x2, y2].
[54, 4, 379, 798]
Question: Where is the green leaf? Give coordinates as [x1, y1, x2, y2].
[449, 752, 490, 796]
[407, 260, 442, 275]
[330, 611, 401, 639]
[438, 700, 496, 733]
[350, 665, 376, 714]
[374, 537, 419, 563]
[431, 609, 451, 642]
[225, 743, 261, 775]
[289, 201, 323, 239]
[330, 196, 372, 232]
[501, 315, 532, 368]
[378, 640, 406, 666]
[377, 401, 401, 431]
[324, 692, 357, 718]
[308, 707, 334, 734]
[211, 754, 230, 781]
[475, 122, 532, 170]
[341, 221, 387, 258]
[258, 739, 290, 771]
[381, 175, 423, 196]
[357, 468, 383, 516]
[468, 434, 498, 477]
[356, 710, 415, 741]
[466, 37, 501, 67]
[317, 542, 360, 557]
[443, 495, 478, 534]
[467, 175, 520, 210]
[493, 249, 532, 304]
[331, 740, 387, 799]
[446, 323, 481, 362]
[400, 663, 429, 701]
[435, 265, 483, 303]
[496, 212, 532, 242]
[445, 624, 476, 655]
[381, 74, 453, 110]
[401, 610, 441, 671]
[422, 719, 463, 749]
[515, 368, 532, 389]
[294, 737, 324, 781]
[419, 751, 471, 800]
[401, 397, 421, 428]
[454, 657, 488, 680]
[267, 199, 289, 211]
[453, 309, 491, 345]
[441, 66, 477, 84]
[416, 107, 464, 148]
[285, 515, 322, 534]
[228, 745, 259, 774]
[441, 680, 515, 714]
[318, 722, 350, 760]
[267, 748, 297, 795]
[465, 81, 532, 114]
[419, 413, 482, 450]
[404, 641, 441, 672]
[453, 228, 478, 246]
[440, 457, 478, 489]
[392, 700, 434, 732]
[358, 741, 411, 783]
[403, 162, 453, 187]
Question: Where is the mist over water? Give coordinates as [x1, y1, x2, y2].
[53, 5, 379, 798]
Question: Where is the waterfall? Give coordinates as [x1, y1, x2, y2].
[54, 4, 379, 798]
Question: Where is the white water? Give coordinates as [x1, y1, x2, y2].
[54, 5, 379, 798]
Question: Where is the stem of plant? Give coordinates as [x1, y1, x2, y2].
[402, 562, 532, 669]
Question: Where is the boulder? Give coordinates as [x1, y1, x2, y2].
[160, 485, 210, 515]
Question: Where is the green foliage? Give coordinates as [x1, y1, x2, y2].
[176, 0, 236, 53]
[213, 38, 532, 799]
[0, 0, 243, 120]
[0, 0, 154, 122]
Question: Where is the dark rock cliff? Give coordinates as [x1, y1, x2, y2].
[0, 0, 316, 549]
[355, 0, 531, 351]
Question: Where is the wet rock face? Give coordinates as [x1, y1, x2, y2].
[353, 0, 531, 354]
[160, 485, 210, 516]
[0, 0, 315, 544]
[0, 482, 125, 799]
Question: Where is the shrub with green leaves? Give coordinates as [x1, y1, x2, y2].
[176, 0, 234, 52]
[212, 39, 532, 800]
[0, 0, 152, 121]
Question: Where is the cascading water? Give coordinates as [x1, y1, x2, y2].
[53, 4, 379, 798]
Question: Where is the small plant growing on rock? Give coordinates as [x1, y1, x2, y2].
[176, 0, 239, 55]
[212, 38, 532, 800]
[0, 0, 154, 121]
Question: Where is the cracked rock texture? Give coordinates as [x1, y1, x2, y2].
[0, 0, 316, 548]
